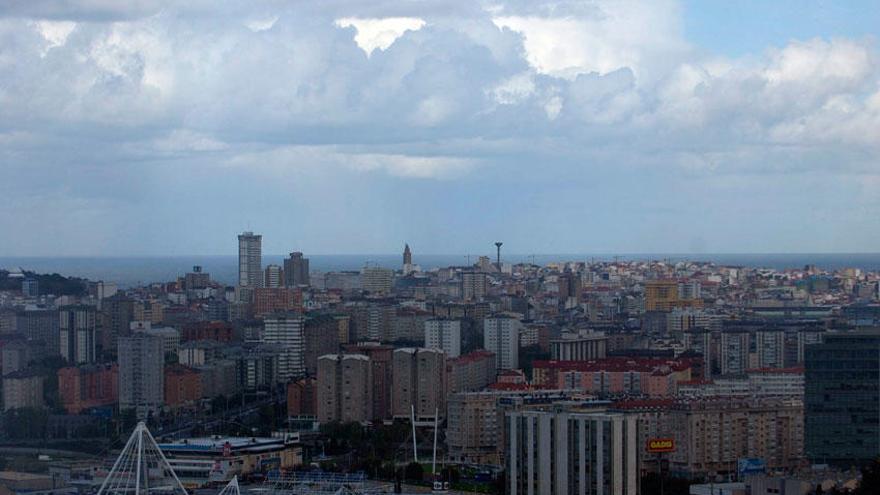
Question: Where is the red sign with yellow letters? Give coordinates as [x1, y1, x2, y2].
[646, 438, 675, 453]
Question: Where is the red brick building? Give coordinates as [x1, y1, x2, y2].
[287, 377, 317, 417]
[254, 288, 303, 317]
[58, 363, 118, 414]
[164, 364, 202, 408]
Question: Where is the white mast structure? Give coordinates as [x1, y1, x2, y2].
[217, 476, 240, 495]
[97, 422, 188, 495]
[431, 408, 448, 494]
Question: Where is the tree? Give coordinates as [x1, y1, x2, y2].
[855, 458, 880, 495]
[404, 462, 423, 482]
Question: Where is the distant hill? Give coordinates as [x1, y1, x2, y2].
[0, 269, 88, 296]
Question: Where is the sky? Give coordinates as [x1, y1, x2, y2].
[1, 0, 879, 256]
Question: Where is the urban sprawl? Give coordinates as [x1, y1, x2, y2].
[1, 234, 880, 495]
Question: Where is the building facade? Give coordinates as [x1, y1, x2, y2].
[262, 314, 306, 381]
[118, 333, 164, 418]
[238, 231, 263, 290]
[506, 408, 639, 495]
[805, 330, 880, 465]
[484, 316, 521, 371]
[392, 347, 447, 421]
[316, 354, 372, 423]
[424, 318, 462, 358]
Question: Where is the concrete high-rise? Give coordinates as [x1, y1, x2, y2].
[461, 271, 488, 301]
[343, 343, 393, 420]
[484, 316, 521, 371]
[506, 409, 639, 495]
[59, 306, 97, 364]
[283, 252, 310, 287]
[316, 354, 372, 423]
[424, 318, 462, 358]
[720, 330, 750, 375]
[238, 231, 263, 289]
[264, 264, 283, 288]
[262, 313, 306, 381]
[392, 348, 447, 421]
[118, 333, 164, 419]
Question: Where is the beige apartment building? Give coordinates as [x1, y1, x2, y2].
[316, 354, 372, 423]
[391, 347, 446, 421]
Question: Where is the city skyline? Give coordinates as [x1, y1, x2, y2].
[2, 1, 880, 256]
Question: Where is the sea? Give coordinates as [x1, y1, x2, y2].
[1, 253, 879, 288]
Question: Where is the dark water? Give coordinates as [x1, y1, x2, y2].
[1, 253, 878, 288]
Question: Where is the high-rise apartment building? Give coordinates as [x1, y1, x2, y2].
[283, 252, 310, 287]
[484, 316, 521, 371]
[461, 271, 488, 301]
[118, 333, 164, 418]
[806, 330, 880, 465]
[262, 314, 305, 381]
[343, 342, 393, 420]
[506, 409, 639, 495]
[682, 328, 713, 379]
[59, 306, 97, 364]
[424, 318, 462, 358]
[392, 348, 447, 421]
[720, 330, 750, 375]
[15, 309, 59, 353]
[100, 294, 134, 355]
[316, 354, 372, 423]
[264, 264, 283, 288]
[756, 328, 786, 369]
[238, 231, 263, 289]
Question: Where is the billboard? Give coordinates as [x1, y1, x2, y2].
[646, 438, 675, 453]
[737, 458, 766, 476]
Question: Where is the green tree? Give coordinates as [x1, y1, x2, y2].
[404, 462, 423, 482]
[855, 458, 880, 495]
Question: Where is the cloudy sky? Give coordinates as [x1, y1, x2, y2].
[1, 0, 879, 256]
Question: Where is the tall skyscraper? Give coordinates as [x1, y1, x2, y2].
[283, 252, 310, 287]
[59, 306, 97, 364]
[262, 313, 306, 381]
[118, 333, 164, 419]
[238, 231, 262, 288]
[424, 318, 462, 358]
[484, 316, 521, 370]
[806, 330, 880, 465]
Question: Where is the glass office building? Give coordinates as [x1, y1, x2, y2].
[805, 330, 880, 465]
